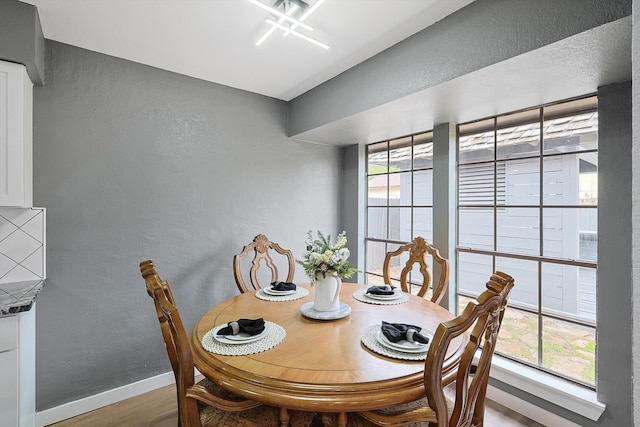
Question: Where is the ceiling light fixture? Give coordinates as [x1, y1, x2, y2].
[265, 18, 329, 49]
[248, 0, 313, 31]
[249, 0, 329, 49]
[286, 0, 324, 33]
[256, 4, 298, 46]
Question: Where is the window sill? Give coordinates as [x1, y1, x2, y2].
[489, 355, 605, 422]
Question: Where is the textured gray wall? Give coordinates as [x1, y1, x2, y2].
[340, 144, 364, 283]
[288, 0, 631, 137]
[633, 2, 640, 424]
[33, 41, 342, 410]
[595, 82, 632, 426]
[432, 123, 456, 312]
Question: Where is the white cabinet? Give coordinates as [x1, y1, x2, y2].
[0, 349, 19, 427]
[0, 60, 33, 207]
[0, 314, 18, 427]
[0, 308, 35, 427]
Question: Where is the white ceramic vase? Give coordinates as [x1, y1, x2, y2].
[313, 274, 341, 312]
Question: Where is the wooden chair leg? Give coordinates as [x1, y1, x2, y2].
[279, 407, 290, 427]
[471, 373, 488, 427]
[337, 411, 348, 427]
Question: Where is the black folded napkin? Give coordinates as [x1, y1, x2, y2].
[216, 318, 266, 336]
[270, 281, 297, 291]
[381, 321, 430, 344]
[366, 285, 396, 295]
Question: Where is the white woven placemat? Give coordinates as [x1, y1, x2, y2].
[201, 321, 286, 356]
[352, 288, 409, 305]
[360, 324, 427, 361]
[254, 287, 309, 302]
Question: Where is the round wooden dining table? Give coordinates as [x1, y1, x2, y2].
[190, 282, 463, 426]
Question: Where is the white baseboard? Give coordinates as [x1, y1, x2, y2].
[35, 372, 176, 427]
[487, 384, 582, 427]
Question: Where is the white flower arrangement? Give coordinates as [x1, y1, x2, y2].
[297, 230, 358, 281]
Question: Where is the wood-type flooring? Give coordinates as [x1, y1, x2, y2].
[48, 383, 545, 427]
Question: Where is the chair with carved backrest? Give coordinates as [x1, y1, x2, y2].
[383, 237, 450, 304]
[233, 234, 295, 293]
[356, 271, 515, 427]
[140, 259, 316, 427]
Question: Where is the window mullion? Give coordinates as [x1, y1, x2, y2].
[493, 117, 498, 273]
[538, 107, 544, 369]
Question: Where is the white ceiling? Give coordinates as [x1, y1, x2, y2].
[21, 0, 475, 101]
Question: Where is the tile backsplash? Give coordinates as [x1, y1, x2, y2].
[0, 207, 46, 284]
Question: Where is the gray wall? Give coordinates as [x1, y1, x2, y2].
[633, 1, 640, 424]
[432, 123, 456, 311]
[340, 144, 365, 283]
[33, 41, 342, 410]
[595, 82, 632, 426]
[288, 0, 631, 138]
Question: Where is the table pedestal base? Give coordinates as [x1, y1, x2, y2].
[279, 407, 289, 427]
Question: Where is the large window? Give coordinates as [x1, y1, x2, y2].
[364, 96, 598, 388]
[365, 132, 434, 291]
[457, 96, 598, 386]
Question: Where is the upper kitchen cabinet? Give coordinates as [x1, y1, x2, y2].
[0, 60, 33, 207]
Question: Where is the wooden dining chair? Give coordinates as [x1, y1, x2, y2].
[140, 259, 316, 427]
[356, 271, 515, 427]
[233, 234, 295, 293]
[383, 237, 450, 304]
